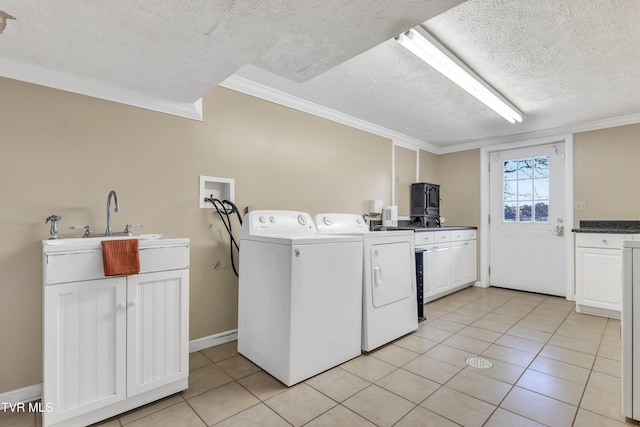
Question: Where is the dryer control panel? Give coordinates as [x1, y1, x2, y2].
[316, 213, 370, 234]
[242, 210, 316, 236]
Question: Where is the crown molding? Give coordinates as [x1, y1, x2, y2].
[220, 74, 439, 153]
[0, 57, 203, 121]
[222, 74, 640, 156]
[437, 112, 640, 154]
[6, 55, 637, 151]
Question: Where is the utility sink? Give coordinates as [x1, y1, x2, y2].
[41, 234, 186, 252]
[84, 233, 164, 240]
[42, 234, 190, 284]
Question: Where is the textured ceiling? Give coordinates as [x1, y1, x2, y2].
[1, 0, 639, 150]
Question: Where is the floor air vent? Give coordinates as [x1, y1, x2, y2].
[465, 356, 493, 369]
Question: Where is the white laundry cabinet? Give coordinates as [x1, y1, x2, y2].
[415, 228, 477, 303]
[575, 232, 640, 318]
[41, 237, 189, 427]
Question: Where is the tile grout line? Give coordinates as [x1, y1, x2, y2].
[94, 287, 621, 427]
[444, 291, 551, 427]
[478, 293, 576, 427]
[424, 290, 584, 426]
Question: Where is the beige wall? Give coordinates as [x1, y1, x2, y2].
[430, 149, 481, 280]
[437, 149, 481, 228]
[573, 123, 640, 227]
[419, 149, 440, 183]
[0, 78, 392, 394]
[4, 73, 640, 395]
[394, 146, 417, 216]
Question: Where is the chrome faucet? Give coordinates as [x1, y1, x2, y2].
[105, 190, 120, 235]
[46, 215, 62, 239]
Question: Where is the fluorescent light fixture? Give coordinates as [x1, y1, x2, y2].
[396, 27, 523, 124]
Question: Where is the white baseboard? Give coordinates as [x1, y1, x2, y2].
[0, 329, 238, 404]
[0, 383, 41, 404]
[189, 329, 238, 353]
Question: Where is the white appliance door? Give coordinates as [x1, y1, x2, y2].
[489, 142, 567, 296]
[289, 240, 362, 384]
[370, 242, 413, 308]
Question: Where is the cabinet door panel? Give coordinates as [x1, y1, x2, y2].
[576, 247, 622, 311]
[43, 278, 126, 424]
[422, 246, 436, 302]
[434, 245, 451, 292]
[127, 269, 189, 396]
[451, 242, 466, 286]
[464, 241, 478, 283]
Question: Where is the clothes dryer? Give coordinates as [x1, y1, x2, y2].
[238, 210, 363, 386]
[316, 213, 418, 351]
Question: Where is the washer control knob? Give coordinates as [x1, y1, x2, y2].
[259, 216, 266, 223]
[269, 216, 276, 223]
[323, 216, 332, 226]
[356, 217, 362, 224]
[298, 215, 307, 226]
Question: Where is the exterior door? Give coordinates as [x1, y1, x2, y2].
[489, 143, 567, 296]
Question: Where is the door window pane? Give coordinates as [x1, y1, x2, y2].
[518, 202, 532, 221]
[518, 159, 532, 179]
[518, 180, 532, 200]
[502, 155, 549, 223]
[534, 179, 549, 200]
[534, 157, 549, 178]
[504, 202, 517, 222]
[535, 201, 549, 221]
[504, 160, 517, 180]
[504, 181, 517, 201]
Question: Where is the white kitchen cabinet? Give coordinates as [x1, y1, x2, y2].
[575, 233, 640, 318]
[43, 277, 127, 423]
[42, 237, 189, 427]
[126, 269, 189, 396]
[421, 245, 436, 301]
[452, 239, 477, 287]
[416, 229, 477, 303]
[422, 242, 450, 298]
[433, 244, 451, 293]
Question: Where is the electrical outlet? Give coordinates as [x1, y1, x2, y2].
[574, 201, 587, 211]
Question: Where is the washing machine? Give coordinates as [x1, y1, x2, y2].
[238, 210, 363, 386]
[316, 213, 418, 351]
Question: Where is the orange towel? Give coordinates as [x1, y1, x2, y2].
[101, 239, 140, 276]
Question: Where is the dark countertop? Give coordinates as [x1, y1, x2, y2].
[371, 223, 477, 232]
[369, 219, 477, 232]
[412, 226, 477, 232]
[572, 220, 640, 234]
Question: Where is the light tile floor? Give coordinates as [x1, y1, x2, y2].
[4, 286, 638, 426]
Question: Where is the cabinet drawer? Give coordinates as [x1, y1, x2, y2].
[415, 232, 436, 246]
[44, 244, 189, 285]
[140, 245, 189, 273]
[434, 231, 451, 243]
[450, 230, 466, 242]
[576, 233, 625, 249]
[450, 229, 477, 242]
